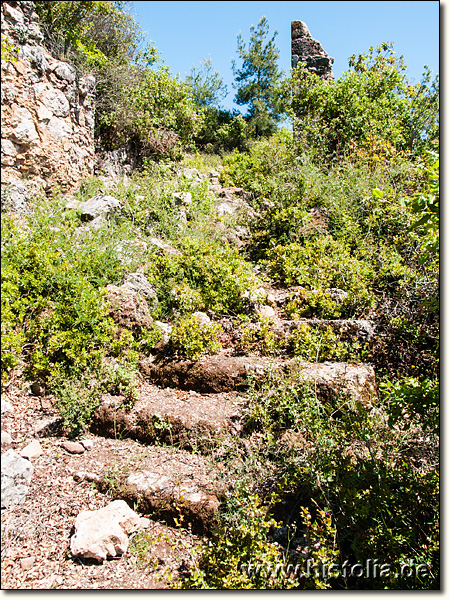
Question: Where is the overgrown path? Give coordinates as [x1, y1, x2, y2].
[1, 160, 436, 589]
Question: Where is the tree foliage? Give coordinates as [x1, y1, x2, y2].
[186, 56, 228, 108]
[232, 16, 283, 138]
[288, 42, 439, 162]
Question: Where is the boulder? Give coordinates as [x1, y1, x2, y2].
[1, 450, 34, 508]
[70, 499, 144, 562]
[79, 194, 122, 222]
[121, 273, 158, 307]
[105, 284, 153, 332]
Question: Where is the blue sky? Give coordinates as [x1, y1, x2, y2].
[129, 1, 440, 112]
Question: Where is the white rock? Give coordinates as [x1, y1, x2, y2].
[10, 108, 38, 144]
[53, 63, 76, 84]
[41, 88, 70, 118]
[20, 440, 43, 460]
[1, 450, 34, 509]
[1, 399, 14, 415]
[154, 321, 172, 346]
[70, 500, 144, 562]
[79, 439, 94, 451]
[1, 431, 13, 446]
[172, 191, 192, 206]
[1, 83, 17, 104]
[1, 139, 18, 157]
[80, 194, 122, 222]
[2, 3, 24, 23]
[192, 312, 211, 326]
[256, 305, 276, 319]
[122, 273, 158, 306]
[46, 116, 72, 139]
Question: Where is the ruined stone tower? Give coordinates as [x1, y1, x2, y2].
[291, 21, 334, 81]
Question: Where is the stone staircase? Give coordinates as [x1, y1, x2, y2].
[81, 308, 378, 536]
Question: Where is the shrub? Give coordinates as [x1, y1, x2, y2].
[147, 237, 262, 317]
[176, 493, 295, 589]
[264, 237, 376, 312]
[287, 324, 359, 362]
[170, 315, 222, 360]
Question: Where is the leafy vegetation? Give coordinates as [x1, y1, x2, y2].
[1, 5, 439, 590]
[232, 16, 284, 138]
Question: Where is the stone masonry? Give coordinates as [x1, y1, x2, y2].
[1, 1, 95, 204]
[291, 20, 334, 81]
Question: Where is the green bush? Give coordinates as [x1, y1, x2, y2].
[288, 324, 359, 362]
[171, 315, 222, 360]
[176, 493, 295, 589]
[147, 237, 262, 317]
[264, 237, 376, 312]
[285, 289, 343, 319]
[240, 366, 439, 589]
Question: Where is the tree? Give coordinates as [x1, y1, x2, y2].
[232, 16, 283, 138]
[185, 56, 227, 108]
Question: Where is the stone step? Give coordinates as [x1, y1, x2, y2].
[90, 443, 222, 535]
[90, 381, 244, 451]
[255, 318, 376, 343]
[140, 355, 377, 407]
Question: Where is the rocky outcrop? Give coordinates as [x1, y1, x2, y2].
[105, 284, 153, 333]
[291, 20, 334, 81]
[1, 1, 95, 203]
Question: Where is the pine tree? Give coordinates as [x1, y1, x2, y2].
[232, 16, 282, 138]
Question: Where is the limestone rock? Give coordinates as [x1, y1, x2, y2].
[172, 191, 192, 206]
[0, 180, 30, 213]
[20, 440, 43, 460]
[148, 237, 182, 257]
[191, 311, 211, 326]
[79, 194, 122, 222]
[1, 399, 14, 416]
[20, 556, 36, 571]
[122, 273, 158, 307]
[153, 321, 172, 347]
[1, 431, 13, 448]
[256, 305, 276, 319]
[34, 416, 64, 438]
[181, 167, 202, 181]
[1, 0, 96, 197]
[70, 500, 144, 562]
[1, 450, 34, 509]
[79, 439, 94, 451]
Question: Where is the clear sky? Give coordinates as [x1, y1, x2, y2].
[129, 1, 440, 112]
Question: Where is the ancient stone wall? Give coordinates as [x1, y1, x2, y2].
[1, 1, 95, 207]
[291, 21, 334, 81]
